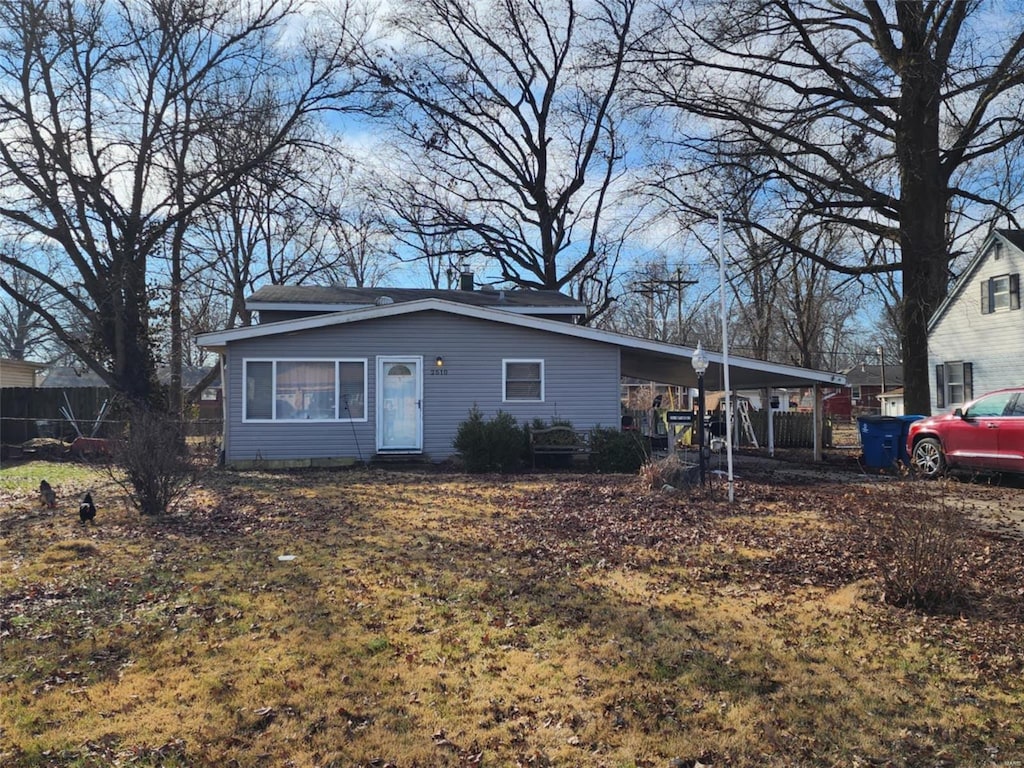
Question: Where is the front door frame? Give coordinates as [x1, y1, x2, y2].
[376, 355, 423, 453]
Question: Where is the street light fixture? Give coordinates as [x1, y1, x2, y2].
[691, 341, 709, 485]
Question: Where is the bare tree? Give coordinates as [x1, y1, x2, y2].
[180, 285, 229, 369]
[777, 252, 858, 371]
[724, 214, 868, 371]
[368, 175, 483, 289]
[313, 166, 397, 289]
[0, 0, 363, 406]
[188, 147, 394, 342]
[643, 153, 882, 374]
[636, 0, 1024, 414]
[359, 0, 642, 319]
[727, 238, 786, 363]
[0, 248, 62, 360]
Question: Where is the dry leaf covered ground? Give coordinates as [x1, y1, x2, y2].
[1, 453, 1024, 768]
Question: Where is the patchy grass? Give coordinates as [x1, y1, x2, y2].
[0, 460, 100, 492]
[1, 461, 1024, 767]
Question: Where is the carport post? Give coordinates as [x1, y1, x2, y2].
[692, 342, 709, 485]
[217, 354, 228, 465]
[813, 384, 823, 462]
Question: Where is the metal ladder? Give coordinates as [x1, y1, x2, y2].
[738, 399, 759, 448]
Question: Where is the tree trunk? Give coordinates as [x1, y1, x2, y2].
[169, 244, 183, 418]
[897, 44, 948, 417]
[110, 255, 159, 407]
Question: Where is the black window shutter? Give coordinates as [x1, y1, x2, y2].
[982, 280, 992, 314]
[1012, 274, 1020, 310]
[964, 362, 973, 402]
[935, 364, 945, 409]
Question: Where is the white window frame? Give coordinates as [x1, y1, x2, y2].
[502, 358, 545, 402]
[936, 360, 972, 410]
[945, 362, 965, 407]
[992, 275, 1012, 312]
[982, 273, 1020, 314]
[242, 358, 368, 422]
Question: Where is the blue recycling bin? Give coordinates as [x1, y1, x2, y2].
[858, 414, 924, 468]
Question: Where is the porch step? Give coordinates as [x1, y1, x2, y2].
[370, 452, 433, 466]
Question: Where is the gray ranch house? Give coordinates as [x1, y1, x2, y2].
[927, 229, 1024, 411]
[197, 284, 846, 468]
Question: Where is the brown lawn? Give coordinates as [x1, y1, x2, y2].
[2, 457, 1024, 767]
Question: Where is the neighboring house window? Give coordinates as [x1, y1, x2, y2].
[243, 359, 367, 421]
[503, 359, 544, 401]
[981, 273, 1020, 314]
[935, 361, 973, 409]
[851, 385, 861, 401]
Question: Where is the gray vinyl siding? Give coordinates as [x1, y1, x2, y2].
[222, 310, 621, 462]
[929, 242, 1024, 411]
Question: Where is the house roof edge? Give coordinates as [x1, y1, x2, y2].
[196, 298, 847, 387]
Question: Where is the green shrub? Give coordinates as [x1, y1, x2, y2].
[454, 407, 526, 472]
[589, 427, 649, 473]
[453, 406, 488, 469]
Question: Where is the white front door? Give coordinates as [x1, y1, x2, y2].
[377, 356, 423, 452]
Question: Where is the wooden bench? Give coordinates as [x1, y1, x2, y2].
[529, 426, 591, 468]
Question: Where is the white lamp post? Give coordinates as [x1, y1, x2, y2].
[691, 341, 709, 485]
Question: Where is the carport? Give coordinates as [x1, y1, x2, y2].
[613, 336, 847, 462]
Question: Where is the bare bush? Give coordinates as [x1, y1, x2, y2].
[864, 479, 970, 612]
[638, 454, 698, 490]
[109, 405, 197, 516]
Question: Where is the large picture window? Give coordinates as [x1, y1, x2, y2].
[244, 359, 366, 421]
[503, 359, 544, 401]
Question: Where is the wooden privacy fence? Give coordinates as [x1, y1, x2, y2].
[746, 410, 833, 449]
[0, 387, 222, 446]
[1, 387, 114, 445]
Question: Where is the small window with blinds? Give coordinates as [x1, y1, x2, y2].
[503, 359, 544, 402]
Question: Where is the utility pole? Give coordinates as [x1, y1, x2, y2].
[675, 266, 683, 341]
[878, 345, 886, 414]
[636, 268, 698, 342]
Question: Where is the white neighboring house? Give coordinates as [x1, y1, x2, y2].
[0, 359, 45, 387]
[878, 387, 905, 416]
[927, 229, 1024, 412]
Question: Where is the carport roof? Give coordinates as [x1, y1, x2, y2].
[197, 298, 846, 390]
